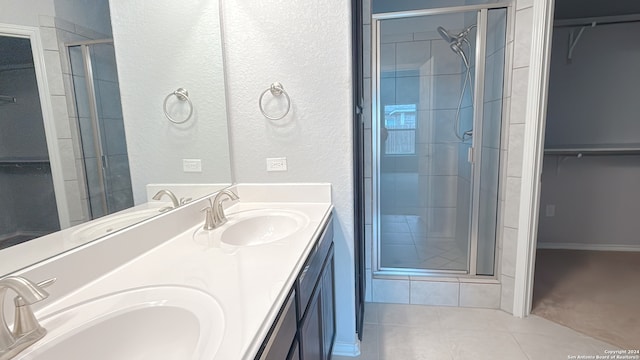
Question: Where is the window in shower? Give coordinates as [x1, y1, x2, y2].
[372, 6, 507, 276]
[384, 104, 417, 155]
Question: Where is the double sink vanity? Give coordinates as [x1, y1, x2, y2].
[0, 184, 335, 360]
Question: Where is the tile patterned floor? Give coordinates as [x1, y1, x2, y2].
[380, 215, 467, 271]
[334, 303, 621, 360]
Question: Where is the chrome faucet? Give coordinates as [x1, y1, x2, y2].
[152, 189, 180, 208]
[0, 277, 55, 360]
[210, 189, 239, 228]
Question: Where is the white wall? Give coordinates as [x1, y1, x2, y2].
[538, 155, 640, 249]
[0, 1, 55, 26]
[537, 21, 640, 250]
[221, 0, 357, 354]
[109, 0, 232, 204]
[545, 22, 640, 147]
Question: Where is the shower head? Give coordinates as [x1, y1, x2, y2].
[450, 43, 470, 68]
[437, 24, 477, 44]
[437, 26, 456, 43]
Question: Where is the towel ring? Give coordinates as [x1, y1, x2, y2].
[163, 88, 193, 124]
[259, 82, 291, 120]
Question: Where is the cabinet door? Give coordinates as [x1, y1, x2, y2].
[258, 291, 297, 360]
[300, 287, 323, 360]
[288, 340, 300, 360]
[321, 250, 335, 358]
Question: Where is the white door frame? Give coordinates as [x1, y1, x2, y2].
[512, 0, 555, 317]
[0, 24, 71, 229]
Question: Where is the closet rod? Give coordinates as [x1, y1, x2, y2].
[554, 13, 640, 28]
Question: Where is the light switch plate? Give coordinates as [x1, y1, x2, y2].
[183, 159, 202, 172]
[266, 157, 287, 172]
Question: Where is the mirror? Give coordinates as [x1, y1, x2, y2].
[0, 0, 231, 276]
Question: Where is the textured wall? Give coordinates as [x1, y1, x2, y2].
[221, 0, 357, 353]
[109, 0, 232, 204]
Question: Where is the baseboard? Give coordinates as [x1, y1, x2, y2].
[332, 340, 360, 357]
[537, 242, 640, 252]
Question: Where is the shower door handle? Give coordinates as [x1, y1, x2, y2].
[468, 147, 475, 164]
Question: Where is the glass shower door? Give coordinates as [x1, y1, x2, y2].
[373, 7, 507, 275]
[68, 41, 133, 219]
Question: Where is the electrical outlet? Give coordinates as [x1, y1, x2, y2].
[183, 159, 202, 173]
[266, 157, 287, 172]
[545, 204, 555, 217]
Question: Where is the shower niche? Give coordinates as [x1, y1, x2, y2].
[372, 5, 508, 276]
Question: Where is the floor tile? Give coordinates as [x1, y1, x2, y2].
[335, 305, 618, 360]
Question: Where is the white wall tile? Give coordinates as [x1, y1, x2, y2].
[410, 280, 459, 306]
[423, 175, 457, 208]
[501, 227, 517, 278]
[513, 8, 533, 69]
[381, 33, 412, 44]
[372, 278, 410, 304]
[509, 67, 529, 124]
[431, 39, 463, 75]
[39, 15, 56, 27]
[57, 139, 77, 180]
[40, 27, 59, 51]
[503, 177, 521, 229]
[365, 269, 373, 302]
[51, 95, 71, 138]
[500, 274, 515, 314]
[64, 179, 85, 223]
[432, 74, 463, 110]
[395, 75, 420, 106]
[434, 143, 460, 175]
[459, 283, 501, 308]
[516, 0, 534, 10]
[507, 124, 524, 177]
[396, 41, 430, 75]
[95, 80, 123, 119]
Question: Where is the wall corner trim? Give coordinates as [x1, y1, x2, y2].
[513, 0, 556, 318]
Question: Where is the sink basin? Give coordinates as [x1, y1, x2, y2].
[70, 208, 162, 243]
[219, 209, 309, 246]
[16, 286, 224, 360]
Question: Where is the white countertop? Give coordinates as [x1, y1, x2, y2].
[14, 184, 333, 360]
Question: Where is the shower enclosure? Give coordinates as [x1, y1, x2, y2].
[67, 40, 133, 219]
[372, 5, 507, 276]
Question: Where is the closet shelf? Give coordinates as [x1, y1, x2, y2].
[0, 157, 50, 165]
[544, 143, 640, 156]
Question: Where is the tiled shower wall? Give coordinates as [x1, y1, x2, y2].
[38, 15, 112, 226]
[364, 0, 534, 313]
[378, 24, 469, 238]
[69, 44, 132, 218]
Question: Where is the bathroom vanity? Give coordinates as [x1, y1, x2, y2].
[1, 184, 335, 360]
[256, 215, 335, 360]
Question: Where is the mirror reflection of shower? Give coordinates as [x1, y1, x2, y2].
[437, 24, 476, 141]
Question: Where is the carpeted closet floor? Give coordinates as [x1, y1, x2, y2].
[532, 249, 640, 349]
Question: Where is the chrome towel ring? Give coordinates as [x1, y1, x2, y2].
[259, 82, 291, 120]
[163, 88, 193, 124]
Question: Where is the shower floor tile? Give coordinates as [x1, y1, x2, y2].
[379, 214, 468, 271]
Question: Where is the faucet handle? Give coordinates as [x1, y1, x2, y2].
[13, 278, 55, 307]
[13, 278, 55, 339]
[180, 197, 192, 205]
[200, 207, 215, 231]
